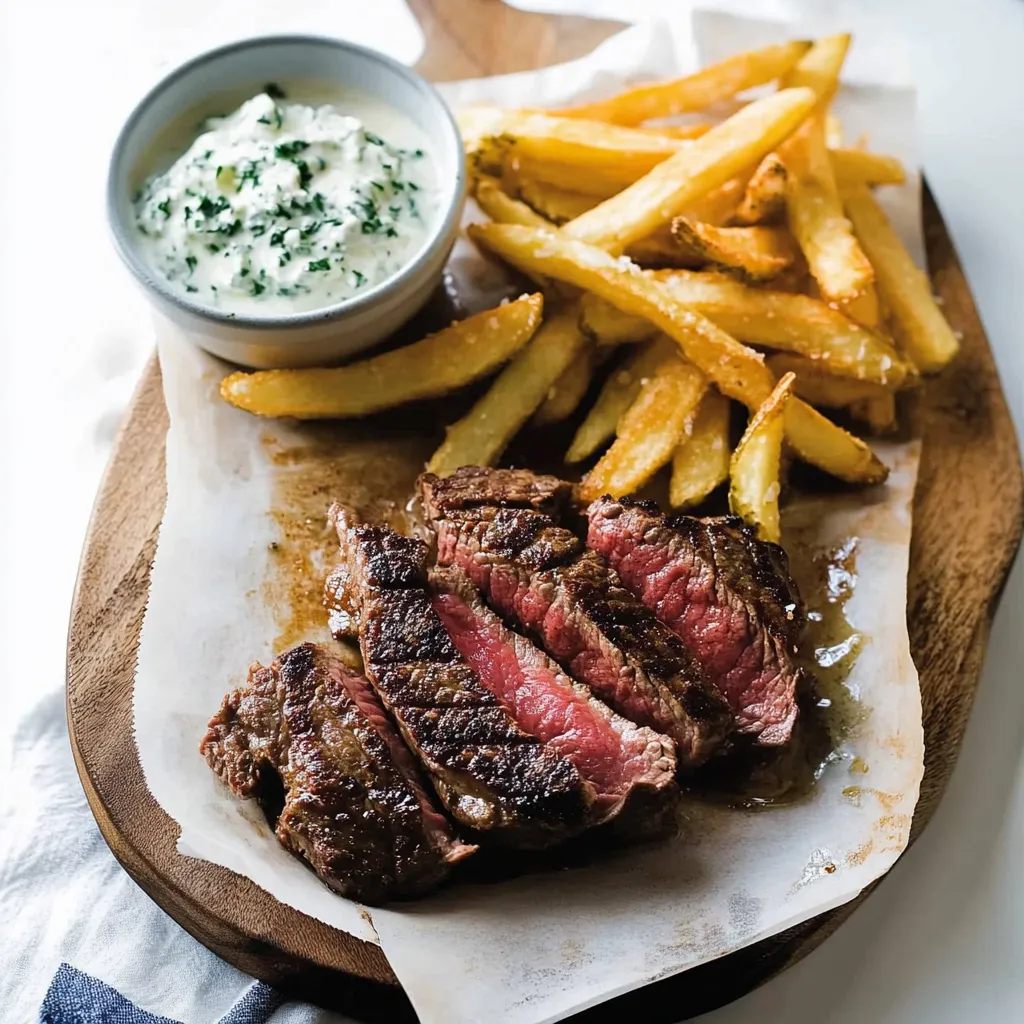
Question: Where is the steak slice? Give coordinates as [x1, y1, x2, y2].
[430, 566, 679, 836]
[419, 465, 572, 517]
[419, 471, 732, 767]
[586, 497, 804, 745]
[327, 510, 595, 848]
[200, 642, 475, 904]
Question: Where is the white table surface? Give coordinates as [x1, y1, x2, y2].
[0, 1, 1020, 1021]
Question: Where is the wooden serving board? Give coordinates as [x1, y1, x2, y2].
[67, 2, 1023, 1020]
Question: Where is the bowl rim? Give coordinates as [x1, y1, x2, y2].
[107, 33, 466, 333]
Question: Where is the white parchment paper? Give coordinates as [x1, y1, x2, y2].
[135, 11, 925, 1023]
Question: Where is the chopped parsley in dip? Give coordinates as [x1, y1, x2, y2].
[133, 90, 436, 315]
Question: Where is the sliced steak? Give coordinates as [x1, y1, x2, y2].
[431, 566, 679, 836]
[200, 642, 475, 904]
[419, 465, 572, 517]
[328, 510, 595, 848]
[586, 497, 804, 745]
[419, 471, 732, 767]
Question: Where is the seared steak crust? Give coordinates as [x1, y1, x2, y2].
[419, 472, 731, 767]
[419, 465, 572, 517]
[200, 642, 475, 904]
[587, 497, 804, 745]
[328, 511, 595, 847]
[431, 565, 680, 836]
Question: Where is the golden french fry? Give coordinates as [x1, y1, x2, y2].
[562, 87, 817, 253]
[510, 156, 634, 198]
[579, 291, 657, 347]
[220, 293, 544, 419]
[518, 178, 599, 224]
[648, 270, 906, 384]
[731, 153, 788, 225]
[634, 123, 713, 139]
[458, 107, 684, 177]
[579, 353, 708, 501]
[837, 283, 882, 329]
[850, 391, 898, 434]
[842, 184, 960, 372]
[474, 177, 552, 228]
[825, 112, 845, 148]
[729, 373, 794, 543]
[427, 306, 587, 475]
[531, 343, 595, 427]
[783, 399, 886, 483]
[626, 226, 703, 268]
[779, 33, 851, 106]
[766, 352, 893, 401]
[566, 336, 674, 462]
[670, 389, 732, 508]
[670, 218, 796, 282]
[830, 148, 905, 187]
[469, 224, 888, 484]
[580, 274, 907, 386]
[556, 41, 811, 124]
[782, 115, 875, 302]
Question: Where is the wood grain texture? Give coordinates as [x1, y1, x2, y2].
[66, 2, 1023, 1019]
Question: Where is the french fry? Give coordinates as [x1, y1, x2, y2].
[531, 343, 596, 427]
[458, 108, 684, 178]
[782, 114, 876, 302]
[579, 291, 657, 347]
[830, 148, 905, 187]
[729, 373, 794, 543]
[556, 41, 812, 124]
[731, 153, 788, 225]
[849, 391, 898, 434]
[518, 178, 599, 224]
[510, 156, 635, 198]
[842, 184, 960, 372]
[783, 399, 886, 483]
[561, 87, 817, 253]
[427, 306, 587, 475]
[634, 123, 713, 139]
[566, 336, 674, 462]
[655, 271, 906, 385]
[474, 177, 552, 228]
[468, 224, 888, 483]
[221, 293, 544, 419]
[579, 354, 708, 501]
[670, 389, 732, 508]
[670, 218, 796, 282]
[626, 226, 703, 268]
[779, 33, 851, 106]
[825, 112, 845, 148]
[766, 353, 896, 407]
[837, 284, 882, 329]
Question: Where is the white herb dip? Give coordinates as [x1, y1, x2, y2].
[133, 87, 438, 315]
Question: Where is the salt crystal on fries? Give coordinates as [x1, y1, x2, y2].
[729, 373, 795, 544]
[561, 87, 817, 253]
[556, 40, 812, 124]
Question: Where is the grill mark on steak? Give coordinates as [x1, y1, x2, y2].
[419, 470, 732, 767]
[200, 642, 475, 904]
[419, 465, 572, 517]
[586, 497, 804, 746]
[430, 565, 679, 836]
[327, 509, 595, 847]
